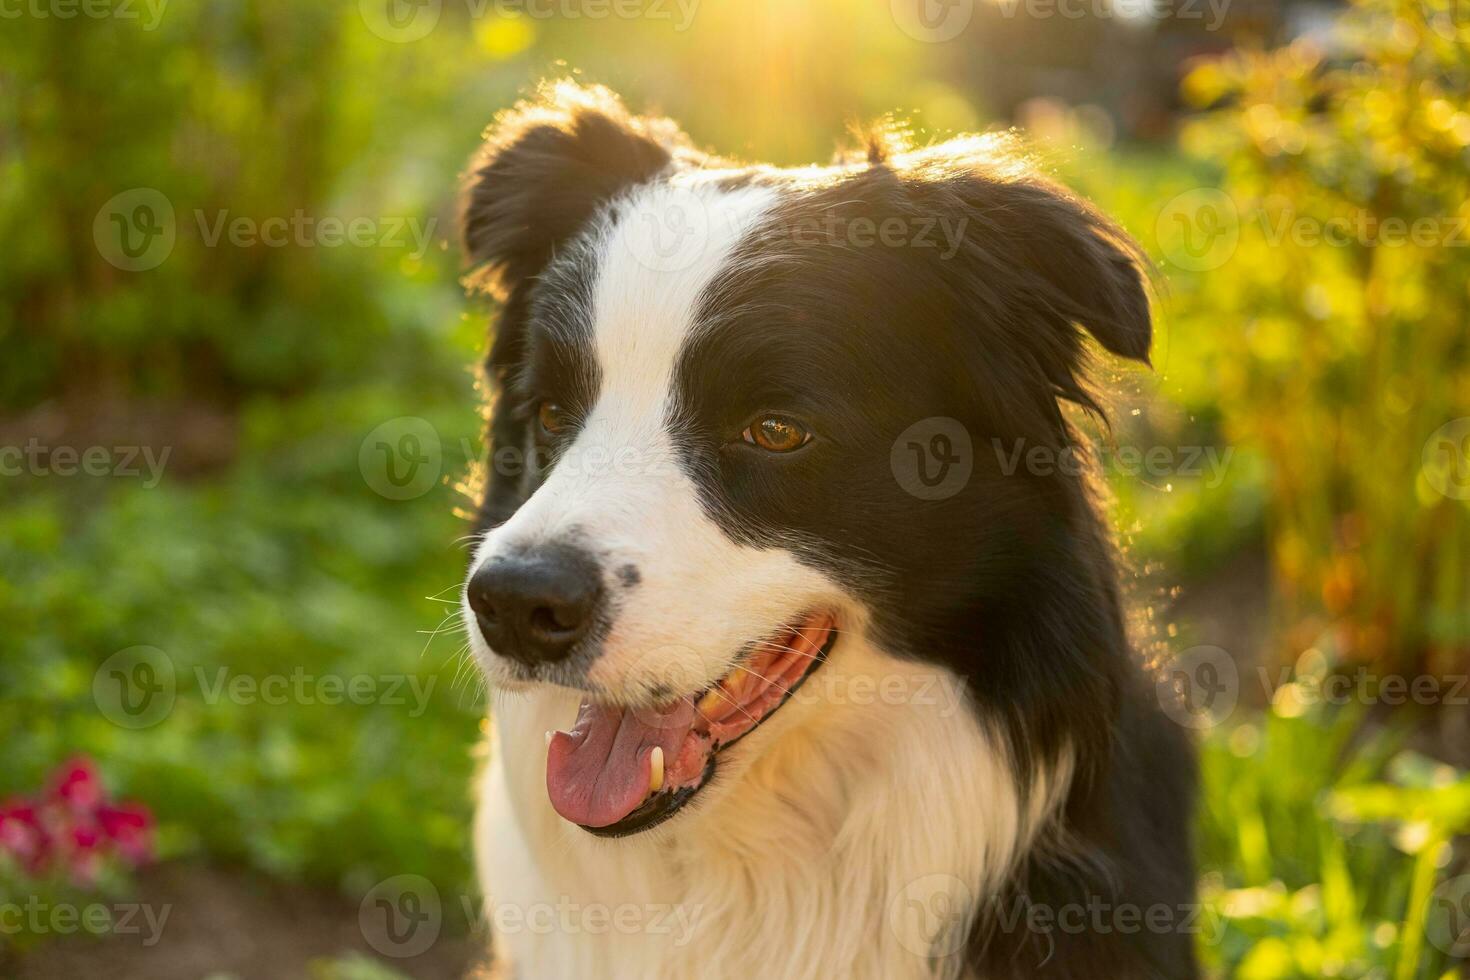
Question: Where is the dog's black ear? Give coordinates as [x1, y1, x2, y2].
[459, 81, 687, 296]
[461, 83, 693, 530]
[891, 136, 1152, 402]
[976, 177, 1152, 365]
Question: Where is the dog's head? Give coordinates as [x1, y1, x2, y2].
[459, 81, 1150, 837]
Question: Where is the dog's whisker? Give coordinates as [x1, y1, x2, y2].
[416, 611, 463, 636]
[417, 612, 468, 661]
[728, 663, 795, 701]
[700, 683, 765, 728]
[452, 648, 488, 704]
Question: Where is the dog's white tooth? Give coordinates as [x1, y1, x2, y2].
[545, 730, 554, 747]
[649, 746, 664, 794]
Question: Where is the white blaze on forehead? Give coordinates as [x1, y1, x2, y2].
[467, 177, 847, 701]
[587, 179, 777, 423]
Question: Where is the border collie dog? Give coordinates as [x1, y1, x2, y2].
[459, 81, 1197, 980]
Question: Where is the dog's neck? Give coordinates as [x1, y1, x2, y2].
[476, 636, 1071, 980]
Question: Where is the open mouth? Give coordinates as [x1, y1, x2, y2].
[544, 611, 838, 837]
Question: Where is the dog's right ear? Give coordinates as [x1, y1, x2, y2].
[463, 82, 687, 530]
[459, 81, 685, 296]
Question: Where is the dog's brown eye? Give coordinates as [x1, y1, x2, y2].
[538, 401, 570, 436]
[742, 415, 811, 453]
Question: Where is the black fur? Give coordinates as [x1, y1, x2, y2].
[676, 151, 1196, 979]
[461, 84, 1198, 979]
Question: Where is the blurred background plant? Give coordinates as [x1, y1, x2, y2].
[0, 0, 1465, 976]
[1171, 0, 1470, 683]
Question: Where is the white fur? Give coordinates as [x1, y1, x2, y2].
[476, 640, 1068, 980]
[464, 179, 1070, 979]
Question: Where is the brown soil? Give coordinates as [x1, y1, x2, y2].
[5, 863, 489, 980]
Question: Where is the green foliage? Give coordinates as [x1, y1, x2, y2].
[0, 383, 486, 908]
[1194, 647, 1468, 979]
[0, 0, 517, 407]
[1168, 0, 1470, 674]
[310, 953, 414, 980]
[0, 0, 1464, 974]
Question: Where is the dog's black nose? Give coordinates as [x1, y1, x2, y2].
[467, 550, 603, 666]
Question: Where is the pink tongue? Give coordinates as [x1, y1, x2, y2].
[546, 698, 695, 828]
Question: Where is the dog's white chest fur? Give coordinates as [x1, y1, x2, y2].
[475, 640, 1062, 980]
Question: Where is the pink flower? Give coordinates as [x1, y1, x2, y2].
[0, 798, 50, 875]
[70, 821, 101, 852]
[97, 803, 154, 866]
[1, 757, 157, 883]
[49, 758, 103, 812]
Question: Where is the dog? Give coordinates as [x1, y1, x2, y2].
[457, 81, 1197, 980]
